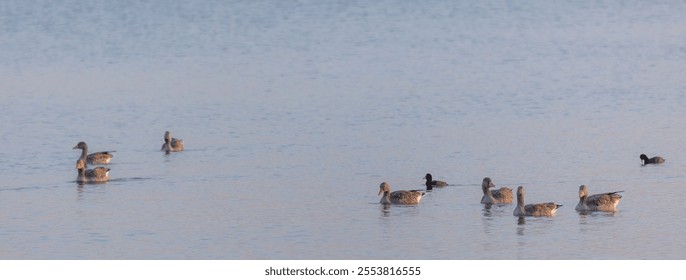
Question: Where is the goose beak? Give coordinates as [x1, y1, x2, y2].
[72, 145, 78, 149]
[378, 189, 383, 196]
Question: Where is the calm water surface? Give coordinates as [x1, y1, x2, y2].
[1, 0, 686, 259]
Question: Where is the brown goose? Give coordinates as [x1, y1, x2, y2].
[73, 141, 114, 165]
[378, 182, 425, 204]
[575, 185, 623, 212]
[76, 159, 110, 183]
[161, 131, 184, 154]
[513, 186, 561, 217]
[480, 177, 513, 204]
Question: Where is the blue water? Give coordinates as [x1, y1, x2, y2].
[1, 0, 686, 259]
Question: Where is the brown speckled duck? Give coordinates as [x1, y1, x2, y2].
[480, 177, 513, 204]
[161, 131, 184, 154]
[513, 186, 561, 217]
[378, 182, 425, 205]
[76, 159, 110, 183]
[575, 185, 623, 212]
[73, 141, 114, 165]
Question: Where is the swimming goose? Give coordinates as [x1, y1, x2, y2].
[161, 131, 184, 154]
[75, 159, 110, 183]
[480, 177, 513, 204]
[575, 185, 623, 212]
[378, 182, 425, 204]
[513, 186, 561, 217]
[640, 154, 665, 165]
[73, 141, 114, 165]
[424, 173, 448, 190]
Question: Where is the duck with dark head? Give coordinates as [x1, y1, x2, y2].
[640, 154, 665, 165]
[423, 173, 447, 190]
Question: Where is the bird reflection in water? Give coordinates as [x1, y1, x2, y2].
[380, 204, 391, 217]
[516, 217, 526, 236]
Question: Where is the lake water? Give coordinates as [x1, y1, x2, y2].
[1, 0, 686, 260]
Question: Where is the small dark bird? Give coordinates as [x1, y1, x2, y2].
[640, 154, 665, 165]
[424, 173, 448, 190]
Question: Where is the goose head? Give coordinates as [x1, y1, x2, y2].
[578, 185, 589, 199]
[482, 177, 495, 193]
[378, 182, 391, 195]
[73, 141, 87, 150]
